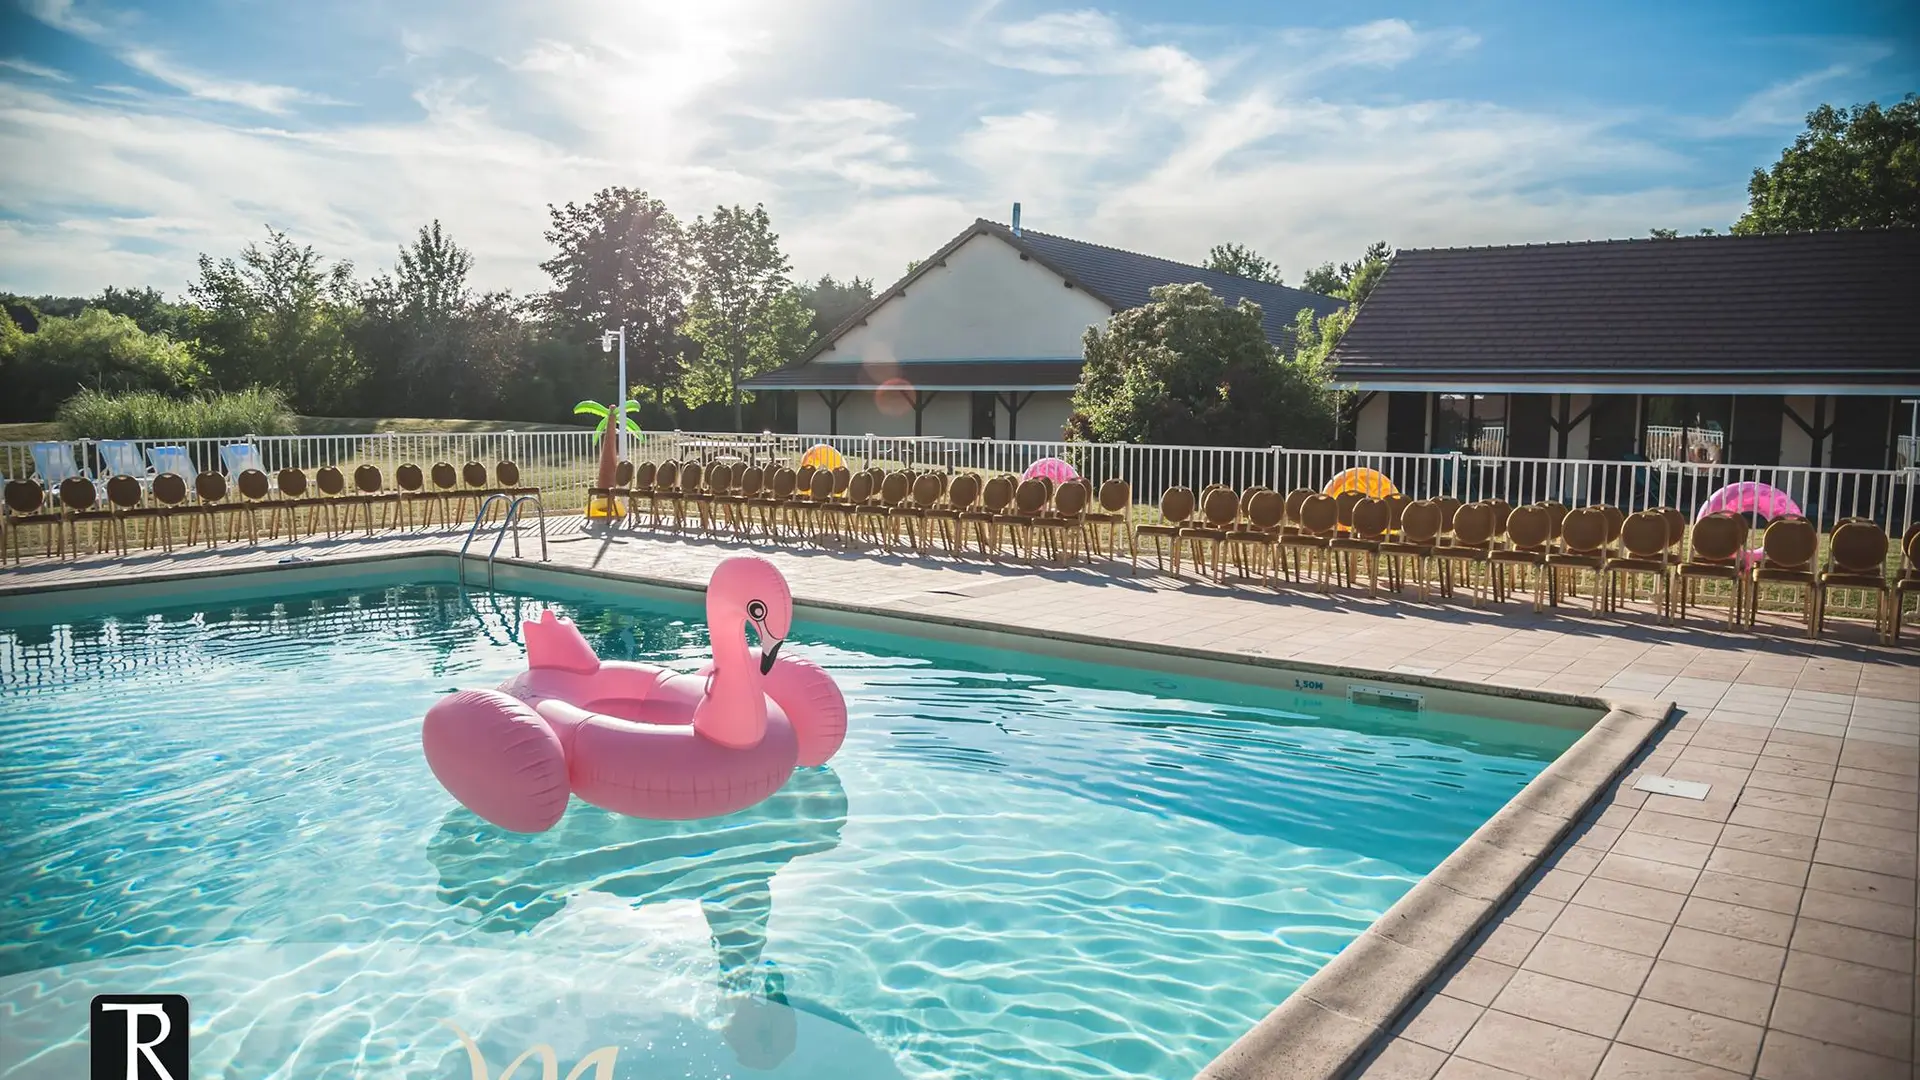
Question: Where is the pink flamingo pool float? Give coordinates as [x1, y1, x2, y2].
[422, 555, 848, 831]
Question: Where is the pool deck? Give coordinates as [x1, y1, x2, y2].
[2, 519, 1916, 1080]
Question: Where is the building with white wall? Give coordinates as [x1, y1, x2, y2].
[744, 213, 1344, 441]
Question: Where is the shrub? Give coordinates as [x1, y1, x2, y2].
[0, 308, 207, 421]
[55, 387, 298, 440]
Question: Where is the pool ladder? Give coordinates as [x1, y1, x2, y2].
[459, 493, 549, 588]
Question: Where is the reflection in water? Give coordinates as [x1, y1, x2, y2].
[427, 768, 850, 1070]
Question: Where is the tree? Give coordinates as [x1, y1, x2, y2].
[795, 274, 874, 340]
[539, 187, 690, 406]
[685, 204, 798, 428]
[1065, 282, 1337, 448]
[1301, 240, 1391, 301]
[1204, 242, 1284, 284]
[1734, 94, 1920, 233]
[188, 227, 361, 412]
[0, 309, 205, 421]
[93, 286, 196, 339]
[355, 221, 524, 417]
[1650, 228, 1717, 239]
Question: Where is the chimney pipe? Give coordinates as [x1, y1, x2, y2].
[1011, 202, 1022, 236]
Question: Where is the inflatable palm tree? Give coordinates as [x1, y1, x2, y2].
[576, 400, 643, 518]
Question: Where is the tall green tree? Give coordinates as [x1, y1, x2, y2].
[355, 221, 525, 417]
[795, 274, 873, 339]
[684, 204, 799, 429]
[0, 309, 205, 421]
[1065, 282, 1337, 448]
[92, 286, 196, 339]
[1734, 94, 1920, 233]
[1301, 240, 1391, 302]
[188, 227, 361, 412]
[1204, 242, 1285, 284]
[539, 187, 690, 406]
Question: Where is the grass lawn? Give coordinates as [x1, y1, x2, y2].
[0, 416, 585, 442]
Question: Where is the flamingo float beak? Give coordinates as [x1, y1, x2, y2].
[760, 637, 783, 675]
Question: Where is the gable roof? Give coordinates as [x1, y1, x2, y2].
[787, 218, 1345, 367]
[1330, 229, 1920, 391]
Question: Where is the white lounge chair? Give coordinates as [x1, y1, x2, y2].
[147, 446, 195, 485]
[220, 442, 266, 476]
[98, 440, 151, 480]
[30, 442, 90, 484]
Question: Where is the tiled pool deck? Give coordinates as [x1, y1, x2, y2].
[2, 520, 1915, 1080]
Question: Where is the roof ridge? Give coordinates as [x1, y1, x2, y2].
[982, 219, 1330, 296]
[1400, 226, 1919, 255]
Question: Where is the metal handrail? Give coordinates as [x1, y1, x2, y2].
[457, 492, 549, 587]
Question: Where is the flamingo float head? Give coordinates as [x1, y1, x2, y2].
[711, 555, 793, 674]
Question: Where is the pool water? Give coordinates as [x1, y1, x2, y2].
[0, 574, 1579, 1080]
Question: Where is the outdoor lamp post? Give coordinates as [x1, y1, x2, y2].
[601, 326, 627, 464]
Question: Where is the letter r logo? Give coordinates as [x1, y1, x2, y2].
[91, 995, 188, 1080]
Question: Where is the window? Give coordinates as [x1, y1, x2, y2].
[1643, 395, 1730, 464]
[1431, 394, 1507, 455]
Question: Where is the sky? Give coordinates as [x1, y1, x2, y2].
[1, 0, 1915, 300]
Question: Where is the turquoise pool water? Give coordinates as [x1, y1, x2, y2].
[0, 573, 1579, 1080]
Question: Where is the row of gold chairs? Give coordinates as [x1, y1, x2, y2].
[1129, 485, 1918, 640]
[1, 461, 538, 563]
[600, 460, 1135, 562]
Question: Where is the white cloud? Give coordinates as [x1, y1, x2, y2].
[0, 2, 1805, 301]
[0, 57, 72, 82]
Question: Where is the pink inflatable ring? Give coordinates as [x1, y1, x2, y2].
[422, 555, 849, 831]
[1695, 481, 1802, 566]
[1022, 457, 1078, 484]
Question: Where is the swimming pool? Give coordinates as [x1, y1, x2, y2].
[0, 569, 1584, 1079]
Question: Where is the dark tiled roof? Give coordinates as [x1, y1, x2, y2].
[999, 222, 1346, 342]
[742, 360, 1081, 392]
[1330, 229, 1920, 387]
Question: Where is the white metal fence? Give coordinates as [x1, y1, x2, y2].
[1644, 425, 1725, 463]
[5, 429, 1916, 542]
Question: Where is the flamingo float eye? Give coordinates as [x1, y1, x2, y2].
[747, 600, 767, 621]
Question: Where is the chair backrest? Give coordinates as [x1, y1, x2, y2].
[679, 461, 704, 492]
[220, 443, 264, 476]
[1158, 486, 1196, 525]
[105, 475, 142, 509]
[278, 468, 309, 498]
[4, 479, 45, 515]
[705, 463, 733, 496]
[1451, 502, 1495, 547]
[738, 466, 764, 498]
[633, 461, 657, 490]
[195, 471, 228, 504]
[809, 468, 835, 500]
[98, 440, 145, 478]
[59, 476, 96, 512]
[769, 467, 797, 499]
[1759, 517, 1818, 571]
[396, 464, 424, 493]
[1245, 489, 1285, 531]
[656, 460, 681, 490]
[1434, 497, 1462, 533]
[29, 442, 83, 484]
[236, 469, 271, 501]
[1904, 522, 1920, 570]
[1200, 486, 1238, 527]
[1619, 510, 1669, 559]
[793, 463, 815, 491]
[1013, 478, 1049, 515]
[151, 473, 188, 507]
[148, 446, 194, 483]
[1350, 497, 1391, 540]
[1298, 493, 1339, 535]
[832, 466, 852, 495]
[1827, 520, 1889, 575]
[431, 462, 459, 491]
[1688, 513, 1747, 562]
[846, 471, 874, 504]
[1599, 505, 1625, 544]
[1398, 499, 1441, 543]
[614, 460, 635, 487]
[496, 461, 522, 488]
[1538, 501, 1569, 540]
[947, 472, 982, 511]
[354, 464, 383, 494]
[1659, 508, 1688, 551]
[880, 471, 911, 507]
[1382, 493, 1409, 530]
[1055, 479, 1089, 516]
[1559, 507, 1608, 555]
[1283, 488, 1314, 525]
[1505, 504, 1550, 549]
[1484, 498, 1513, 536]
[1334, 489, 1365, 529]
[317, 466, 347, 497]
[1098, 478, 1131, 514]
[911, 473, 944, 508]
